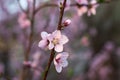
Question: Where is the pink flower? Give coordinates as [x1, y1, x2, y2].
[87, 0, 99, 16]
[77, 6, 88, 16]
[76, 0, 99, 16]
[54, 52, 69, 73]
[48, 30, 69, 52]
[38, 31, 50, 49]
[18, 13, 31, 28]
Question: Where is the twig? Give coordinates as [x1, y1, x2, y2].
[25, 0, 36, 61]
[20, 0, 36, 80]
[57, 0, 67, 30]
[35, 0, 111, 14]
[17, 0, 27, 13]
[42, 0, 67, 80]
[43, 49, 55, 80]
[35, 3, 58, 14]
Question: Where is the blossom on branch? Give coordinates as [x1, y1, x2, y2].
[38, 30, 69, 52]
[48, 30, 69, 52]
[38, 31, 50, 49]
[54, 52, 69, 73]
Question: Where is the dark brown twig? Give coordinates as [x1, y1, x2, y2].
[17, 0, 27, 13]
[43, 49, 55, 80]
[57, 0, 67, 30]
[42, 0, 67, 80]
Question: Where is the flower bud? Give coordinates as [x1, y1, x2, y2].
[63, 19, 71, 27]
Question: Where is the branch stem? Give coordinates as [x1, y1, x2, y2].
[20, 0, 36, 80]
[42, 0, 67, 80]
[43, 49, 55, 80]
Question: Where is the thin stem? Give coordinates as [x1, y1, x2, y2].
[17, 0, 27, 13]
[35, 0, 111, 14]
[25, 0, 36, 61]
[43, 49, 55, 80]
[42, 0, 67, 80]
[20, 0, 36, 80]
[35, 3, 58, 14]
[57, 0, 67, 30]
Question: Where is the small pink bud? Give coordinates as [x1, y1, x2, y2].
[63, 19, 71, 26]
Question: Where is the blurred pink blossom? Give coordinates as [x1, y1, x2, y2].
[80, 36, 89, 47]
[31, 52, 41, 68]
[76, 0, 99, 16]
[99, 66, 113, 80]
[54, 52, 69, 73]
[76, 0, 88, 4]
[88, 0, 99, 16]
[18, 13, 31, 29]
[90, 53, 110, 70]
[103, 41, 115, 52]
[77, 6, 88, 16]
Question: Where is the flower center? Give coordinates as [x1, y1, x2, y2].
[55, 57, 61, 64]
[52, 38, 59, 45]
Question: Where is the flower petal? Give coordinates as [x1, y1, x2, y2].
[77, 0, 88, 4]
[90, 8, 96, 15]
[78, 6, 88, 16]
[52, 30, 61, 39]
[55, 54, 62, 60]
[48, 42, 54, 50]
[38, 39, 48, 49]
[54, 58, 58, 66]
[90, 0, 97, 4]
[61, 52, 69, 60]
[61, 60, 68, 68]
[47, 34, 54, 41]
[87, 10, 92, 16]
[55, 44, 63, 52]
[59, 35, 69, 44]
[55, 64, 62, 73]
[41, 31, 48, 39]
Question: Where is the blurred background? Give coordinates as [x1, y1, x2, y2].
[0, 0, 120, 80]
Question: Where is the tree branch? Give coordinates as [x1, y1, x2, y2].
[42, 0, 67, 80]
[17, 0, 27, 13]
[20, 0, 36, 80]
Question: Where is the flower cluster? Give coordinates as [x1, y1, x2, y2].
[38, 30, 69, 73]
[76, 0, 99, 16]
